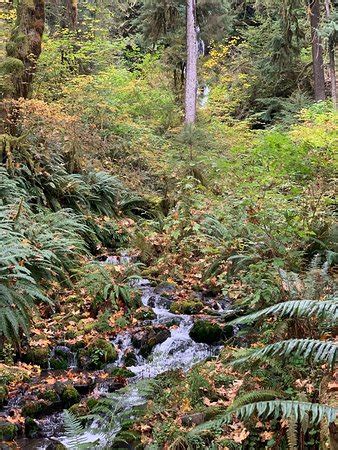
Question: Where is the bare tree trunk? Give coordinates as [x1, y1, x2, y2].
[309, 0, 326, 101]
[325, 0, 337, 108]
[184, 0, 198, 125]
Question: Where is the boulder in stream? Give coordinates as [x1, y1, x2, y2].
[79, 339, 118, 369]
[134, 306, 156, 321]
[169, 300, 204, 315]
[131, 326, 170, 357]
[189, 320, 223, 345]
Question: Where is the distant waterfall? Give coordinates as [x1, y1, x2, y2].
[197, 27, 210, 108]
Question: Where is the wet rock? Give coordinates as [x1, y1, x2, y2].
[223, 324, 234, 338]
[147, 296, 156, 308]
[189, 320, 223, 345]
[0, 420, 18, 441]
[134, 306, 156, 321]
[73, 379, 95, 395]
[0, 385, 8, 408]
[131, 326, 170, 357]
[181, 412, 205, 426]
[169, 300, 204, 315]
[53, 381, 66, 395]
[24, 347, 50, 369]
[123, 348, 138, 367]
[80, 339, 118, 369]
[61, 386, 80, 408]
[25, 417, 41, 438]
[107, 381, 126, 392]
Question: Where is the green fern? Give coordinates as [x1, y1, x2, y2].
[190, 401, 337, 434]
[226, 390, 285, 413]
[231, 339, 337, 370]
[286, 413, 298, 449]
[63, 410, 100, 449]
[228, 299, 338, 325]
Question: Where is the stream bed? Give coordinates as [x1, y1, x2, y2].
[10, 273, 227, 449]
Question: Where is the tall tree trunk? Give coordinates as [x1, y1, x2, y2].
[4, 0, 45, 99]
[309, 0, 326, 101]
[325, 0, 337, 108]
[184, 0, 198, 125]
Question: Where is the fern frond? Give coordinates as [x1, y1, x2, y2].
[227, 390, 285, 413]
[231, 339, 337, 370]
[228, 299, 338, 325]
[286, 414, 298, 449]
[190, 401, 337, 434]
[63, 410, 101, 449]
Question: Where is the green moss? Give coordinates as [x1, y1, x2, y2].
[0, 57, 24, 75]
[24, 346, 50, 369]
[189, 320, 223, 344]
[50, 357, 68, 370]
[84, 339, 118, 369]
[107, 367, 135, 378]
[134, 306, 156, 320]
[0, 385, 8, 407]
[22, 400, 49, 418]
[61, 386, 80, 407]
[169, 300, 204, 315]
[25, 417, 40, 438]
[41, 389, 60, 403]
[0, 420, 18, 441]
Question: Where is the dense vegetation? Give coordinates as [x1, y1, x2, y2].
[0, 0, 337, 449]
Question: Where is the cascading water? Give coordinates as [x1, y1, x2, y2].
[14, 255, 224, 449]
[197, 26, 211, 108]
[50, 274, 222, 448]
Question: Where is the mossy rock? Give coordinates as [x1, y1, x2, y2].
[134, 306, 156, 321]
[68, 402, 89, 418]
[24, 346, 50, 369]
[0, 420, 18, 441]
[223, 324, 234, 338]
[107, 367, 135, 378]
[61, 386, 80, 408]
[169, 300, 204, 315]
[41, 389, 60, 403]
[189, 320, 223, 344]
[123, 350, 137, 367]
[50, 357, 68, 370]
[22, 400, 50, 418]
[80, 339, 117, 370]
[0, 385, 8, 408]
[24, 417, 41, 439]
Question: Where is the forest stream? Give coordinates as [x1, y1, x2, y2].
[10, 257, 227, 449]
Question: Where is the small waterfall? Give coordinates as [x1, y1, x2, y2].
[48, 345, 78, 371]
[196, 27, 211, 107]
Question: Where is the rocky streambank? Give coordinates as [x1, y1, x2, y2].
[0, 277, 235, 448]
